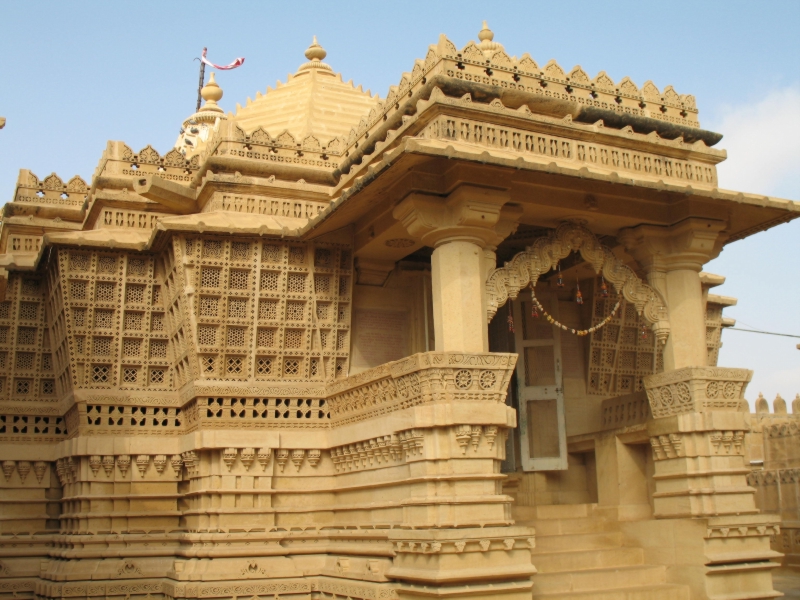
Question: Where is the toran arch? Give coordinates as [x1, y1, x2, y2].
[486, 221, 671, 344]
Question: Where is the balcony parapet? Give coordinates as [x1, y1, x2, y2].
[327, 351, 517, 426]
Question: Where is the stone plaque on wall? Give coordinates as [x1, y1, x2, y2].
[351, 309, 410, 370]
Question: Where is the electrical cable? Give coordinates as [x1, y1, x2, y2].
[727, 327, 800, 340]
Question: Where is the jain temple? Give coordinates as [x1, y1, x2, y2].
[0, 24, 798, 600]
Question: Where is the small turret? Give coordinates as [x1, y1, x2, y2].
[755, 393, 769, 413]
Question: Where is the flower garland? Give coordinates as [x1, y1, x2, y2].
[530, 288, 621, 337]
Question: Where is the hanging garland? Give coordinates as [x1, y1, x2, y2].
[506, 256, 649, 340]
[529, 286, 622, 337]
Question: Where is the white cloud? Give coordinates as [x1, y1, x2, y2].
[706, 87, 800, 412]
[712, 86, 800, 198]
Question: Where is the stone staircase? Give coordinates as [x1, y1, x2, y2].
[513, 503, 690, 600]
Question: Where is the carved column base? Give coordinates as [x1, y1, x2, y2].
[644, 367, 758, 519]
[387, 527, 535, 599]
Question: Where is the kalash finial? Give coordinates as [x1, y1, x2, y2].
[298, 35, 332, 73]
[478, 20, 494, 42]
[477, 20, 503, 57]
[199, 71, 224, 113]
[305, 35, 327, 62]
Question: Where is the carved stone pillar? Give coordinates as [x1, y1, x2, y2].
[621, 219, 764, 519]
[393, 186, 520, 353]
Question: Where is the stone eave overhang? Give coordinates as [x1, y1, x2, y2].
[299, 131, 800, 246]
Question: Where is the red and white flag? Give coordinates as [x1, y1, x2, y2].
[201, 48, 245, 70]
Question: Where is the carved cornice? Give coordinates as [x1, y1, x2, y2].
[485, 221, 670, 342]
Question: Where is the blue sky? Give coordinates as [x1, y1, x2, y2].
[1, 1, 798, 406]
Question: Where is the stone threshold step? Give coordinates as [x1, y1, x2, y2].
[519, 504, 598, 520]
[514, 515, 618, 536]
[532, 583, 689, 600]
[532, 531, 623, 552]
[533, 564, 667, 594]
[532, 547, 645, 573]
[706, 591, 783, 600]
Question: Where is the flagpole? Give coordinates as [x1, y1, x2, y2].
[196, 47, 207, 112]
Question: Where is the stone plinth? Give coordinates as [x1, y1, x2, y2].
[387, 527, 536, 598]
[620, 514, 782, 600]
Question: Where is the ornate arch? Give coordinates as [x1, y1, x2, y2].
[486, 222, 670, 343]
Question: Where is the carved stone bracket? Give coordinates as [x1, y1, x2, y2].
[485, 221, 670, 343]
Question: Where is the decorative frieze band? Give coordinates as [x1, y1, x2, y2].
[393, 535, 535, 554]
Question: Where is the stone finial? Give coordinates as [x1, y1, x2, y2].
[477, 20, 504, 57]
[755, 393, 769, 413]
[793, 394, 800, 414]
[304, 35, 327, 62]
[478, 20, 494, 42]
[298, 36, 332, 73]
[199, 72, 224, 114]
[773, 393, 787, 415]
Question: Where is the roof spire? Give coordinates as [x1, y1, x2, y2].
[199, 72, 224, 114]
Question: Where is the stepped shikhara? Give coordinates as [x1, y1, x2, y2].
[0, 23, 798, 600]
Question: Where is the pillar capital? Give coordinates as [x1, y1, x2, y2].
[618, 218, 727, 273]
[619, 219, 727, 371]
[392, 185, 520, 249]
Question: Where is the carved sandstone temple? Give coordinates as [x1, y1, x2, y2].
[0, 24, 798, 600]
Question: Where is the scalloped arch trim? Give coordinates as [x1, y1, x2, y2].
[485, 222, 670, 343]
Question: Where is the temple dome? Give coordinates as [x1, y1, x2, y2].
[233, 37, 379, 143]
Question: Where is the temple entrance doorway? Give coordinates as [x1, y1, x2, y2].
[511, 289, 567, 471]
